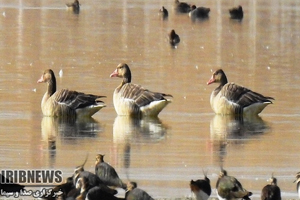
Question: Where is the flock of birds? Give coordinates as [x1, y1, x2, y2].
[1, 0, 292, 199]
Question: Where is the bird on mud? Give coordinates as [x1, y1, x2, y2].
[95, 154, 127, 189]
[125, 182, 154, 200]
[261, 174, 281, 200]
[190, 171, 211, 200]
[216, 168, 252, 200]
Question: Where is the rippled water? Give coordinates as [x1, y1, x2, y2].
[0, 0, 300, 199]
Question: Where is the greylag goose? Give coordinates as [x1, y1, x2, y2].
[125, 182, 154, 200]
[261, 175, 281, 200]
[207, 69, 274, 116]
[229, 6, 243, 20]
[169, 29, 180, 47]
[216, 169, 252, 200]
[189, 5, 210, 19]
[94, 154, 126, 189]
[37, 69, 106, 118]
[190, 171, 211, 200]
[110, 63, 172, 117]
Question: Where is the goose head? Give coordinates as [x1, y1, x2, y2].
[207, 69, 228, 86]
[110, 63, 132, 83]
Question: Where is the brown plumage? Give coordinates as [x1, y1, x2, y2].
[37, 69, 106, 118]
[110, 63, 172, 117]
[261, 175, 281, 200]
[207, 69, 274, 115]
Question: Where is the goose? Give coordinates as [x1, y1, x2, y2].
[66, 0, 80, 14]
[95, 154, 126, 189]
[125, 182, 154, 200]
[229, 6, 243, 20]
[169, 29, 180, 47]
[110, 63, 172, 117]
[216, 169, 252, 200]
[159, 6, 168, 20]
[189, 5, 210, 19]
[190, 171, 211, 200]
[37, 69, 106, 118]
[174, 0, 192, 13]
[261, 175, 281, 200]
[207, 69, 274, 116]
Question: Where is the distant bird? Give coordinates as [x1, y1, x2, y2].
[125, 182, 154, 200]
[216, 169, 252, 200]
[174, 0, 192, 13]
[169, 29, 180, 47]
[110, 63, 172, 117]
[0, 174, 25, 193]
[294, 172, 300, 199]
[37, 69, 106, 118]
[229, 5, 243, 20]
[207, 69, 274, 116]
[190, 171, 211, 200]
[95, 154, 126, 189]
[189, 5, 210, 19]
[261, 175, 281, 200]
[66, 0, 80, 14]
[159, 6, 168, 20]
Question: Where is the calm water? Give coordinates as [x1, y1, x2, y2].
[0, 0, 300, 199]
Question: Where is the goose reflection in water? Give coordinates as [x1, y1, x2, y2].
[113, 116, 167, 144]
[41, 116, 102, 145]
[210, 115, 270, 164]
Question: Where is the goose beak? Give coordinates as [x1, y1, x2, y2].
[37, 75, 44, 83]
[110, 69, 118, 78]
[207, 76, 215, 85]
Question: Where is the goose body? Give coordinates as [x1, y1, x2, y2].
[216, 169, 252, 200]
[189, 5, 210, 19]
[261, 175, 281, 200]
[207, 69, 274, 116]
[37, 69, 105, 118]
[190, 174, 211, 200]
[229, 6, 243, 20]
[110, 63, 172, 118]
[169, 29, 180, 46]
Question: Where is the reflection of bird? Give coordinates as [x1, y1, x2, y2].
[66, 0, 80, 14]
[110, 63, 172, 117]
[159, 6, 168, 20]
[125, 182, 154, 200]
[169, 29, 180, 47]
[95, 154, 126, 189]
[189, 5, 210, 19]
[37, 69, 106, 118]
[190, 172, 211, 200]
[216, 169, 252, 200]
[229, 6, 243, 20]
[174, 0, 192, 13]
[261, 175, 281, 200]
[295, 172, 300, 199]
[0, 174, 25, 193]
[207, 69, 274, 116]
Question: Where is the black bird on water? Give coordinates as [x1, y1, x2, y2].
[169, 29, 180, 47]
[66, 0, 80, 14]
[261, 175, 281, 200]
[229, 5, 243, 20]
[159, 6, 168, 20]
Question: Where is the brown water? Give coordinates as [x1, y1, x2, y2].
[0, 0, 300, 199]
